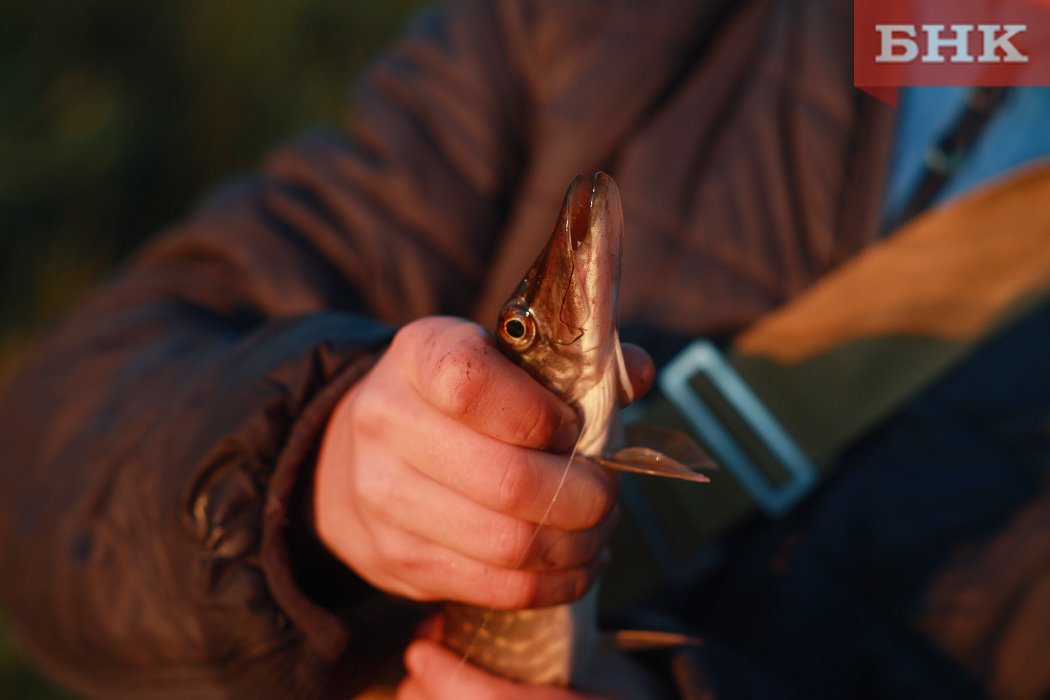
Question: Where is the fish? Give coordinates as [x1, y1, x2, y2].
[442, 172, 713, 687]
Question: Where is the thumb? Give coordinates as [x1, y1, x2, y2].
[620, 343, 654, 403]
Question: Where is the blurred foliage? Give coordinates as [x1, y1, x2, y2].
[0, 0, 428, 375]
[0, 0, 428, 696]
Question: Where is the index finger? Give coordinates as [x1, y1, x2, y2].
[399, 640, 598, 700]
[411, 321, 580, 452]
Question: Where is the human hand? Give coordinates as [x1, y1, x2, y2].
[396, 638, 664, 700]
[314, 316, 653, 609]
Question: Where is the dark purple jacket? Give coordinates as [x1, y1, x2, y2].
[3, 0, 1048, 698]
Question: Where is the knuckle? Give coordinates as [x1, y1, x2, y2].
[350, 377, 398, 442]
[386, 532, 429, 578]
[498, 570, 542, 609]
[388, 323, 413, 352]
[565, 466, 615, 528]
[430, 338, 491, 419]
[388, 318, 432, 360]
[513, 403, 561, 448]
[489, 519, 536, 569]
[579, 497, 612, 530]
[357, 458, 396, 505]
[353, 398, 387, 443]
[548, 529, 589, 569]
[492, 450, 539, 515]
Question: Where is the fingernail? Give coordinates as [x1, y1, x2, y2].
[550, 419, 580, 452]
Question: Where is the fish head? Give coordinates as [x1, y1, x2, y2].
[496, 172, 623, 405]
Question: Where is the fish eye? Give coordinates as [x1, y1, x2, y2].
[505, 319, 526, 338]
[499, 309, 535, 350]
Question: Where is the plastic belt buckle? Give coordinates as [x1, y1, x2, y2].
[657, 340, 818, 518]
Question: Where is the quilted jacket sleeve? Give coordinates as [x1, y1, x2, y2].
[0, 1, 530, 697]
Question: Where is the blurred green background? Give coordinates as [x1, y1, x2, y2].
[1, 0, 426, 696]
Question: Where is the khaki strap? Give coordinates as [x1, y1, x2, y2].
[603, 164, 1050, 609]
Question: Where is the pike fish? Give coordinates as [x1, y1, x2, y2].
[442, 172, 712, 686]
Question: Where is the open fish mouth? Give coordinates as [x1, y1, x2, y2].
[552, 172, 623, 342]
[554, 171, 617, 308]
[564, 172, 619, 250]
[516, 173, 622, 344]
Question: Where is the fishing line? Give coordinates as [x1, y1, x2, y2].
[446, 415, 588, 689]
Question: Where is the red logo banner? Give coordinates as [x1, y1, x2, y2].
[855, 0, 1050, 105]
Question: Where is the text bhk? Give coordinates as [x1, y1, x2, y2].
[875, 25, 1029, 63]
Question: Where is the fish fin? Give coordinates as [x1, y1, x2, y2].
[624, 424, 719, 471]
[596, 629, 704, 655]
[598, 424, 716, 481]
[614, 331, 635, 405]
[599, 449, 710, 482]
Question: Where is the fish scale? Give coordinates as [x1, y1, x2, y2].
[442, 172, 711, 687]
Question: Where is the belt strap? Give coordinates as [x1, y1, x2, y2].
[603, 164, 1050, 608]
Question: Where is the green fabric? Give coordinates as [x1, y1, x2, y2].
[730, 335, 965, 466]
[730, 288, 1050, 465]
[601, 287, 1050, 610]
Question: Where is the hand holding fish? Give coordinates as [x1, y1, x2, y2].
[314, 315, 654, 609]
[319, 174, 710, 696]
[397, 639, 662, 700]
